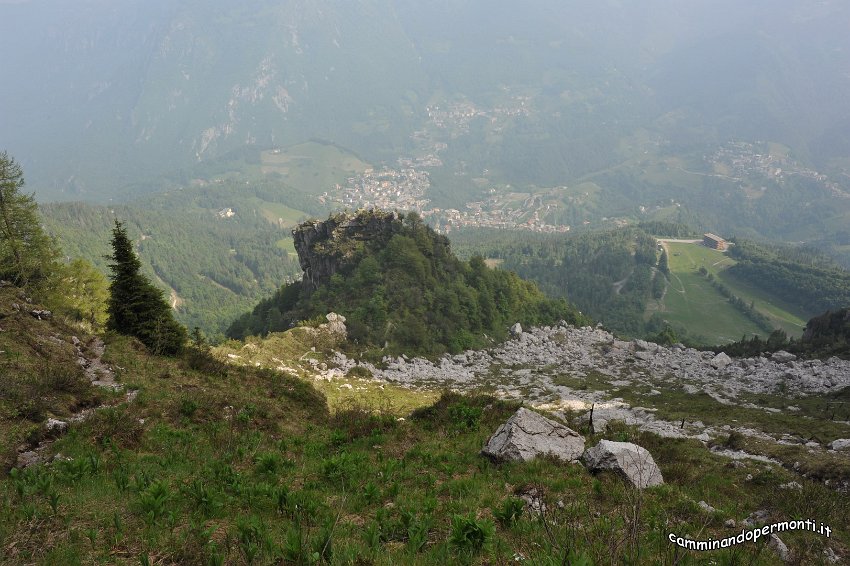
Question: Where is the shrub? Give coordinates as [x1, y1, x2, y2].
[449, 514, 493, 553]
[178, 398, 198, 418]
[138, 480, 171, 525]
[254, 452, 284, 475]
[448, 403, 483, 432]
[725, 430, 745, 450]
[493, 497, 525, 528]
[410, 391, 518, 431]
[235, 515, 269, 564]
[331, 403, 396, 441]
[345, 365, 373, 379]
[181, 479, 222, 517]
[183, 346, 228, 377]
[263, 369, 328, 418]
[321, 452, 366, 489]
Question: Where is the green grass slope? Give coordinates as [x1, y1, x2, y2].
[1, 285, 848, 564]
[651, 242, 807, 344]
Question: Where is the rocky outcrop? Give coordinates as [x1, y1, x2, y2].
[303, 312, 348, 343]
[324, 312, 347, 337]
[582, 440, 664, 488]
[482, 407, 585, 463]
[292, 210, 404, 291]
[347, 324, 850, 398]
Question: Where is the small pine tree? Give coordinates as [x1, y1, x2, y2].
[658, 249, 669, 276]
[106, 220, 186, 355]
[0, 151, 59, 292]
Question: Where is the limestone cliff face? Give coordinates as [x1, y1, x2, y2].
[292, 210, 403, 291]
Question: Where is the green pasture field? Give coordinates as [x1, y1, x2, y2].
[260, 142, 370, 196]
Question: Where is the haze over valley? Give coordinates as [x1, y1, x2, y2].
[3, 2, 850, 564]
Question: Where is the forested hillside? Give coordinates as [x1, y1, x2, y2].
[227, 211, 588, 356]
[41, 179, 321, 339]
[452, 227, 662, 337]
[452, 225, 850, 344]
[727, 240, 850, 315]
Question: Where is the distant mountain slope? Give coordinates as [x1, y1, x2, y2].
[451, 226, 849, 345]
[1, 0, 424, 200]
[2, 0, 849, 202]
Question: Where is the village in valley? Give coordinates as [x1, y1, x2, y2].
[321, 165, 573, 234]
[707, 141, 850, 199]
[319, 96, 575, 234]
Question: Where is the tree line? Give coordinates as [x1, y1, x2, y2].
[40, 180, 312, 339]
[727, 239, 850, 315]
[451, 226, 663, 337]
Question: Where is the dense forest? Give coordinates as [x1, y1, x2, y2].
[227, 211, 588, 357]
[451, 225, 665, 337]
[727, 240, 850, 314]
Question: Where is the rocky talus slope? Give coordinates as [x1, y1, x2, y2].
[220, 320, 850, 487]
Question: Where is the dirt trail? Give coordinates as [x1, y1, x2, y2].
[15, 337, 135, 468]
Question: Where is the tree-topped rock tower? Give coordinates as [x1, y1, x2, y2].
[293, 209, 427, 291]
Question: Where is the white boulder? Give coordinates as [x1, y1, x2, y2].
[582, 440, 664, 488]
[482, 407, 585, 463]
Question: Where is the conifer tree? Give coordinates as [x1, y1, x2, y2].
[106, 220, 186, 355]
[0, 151, 58, 291]
[658, 248, 669, 276]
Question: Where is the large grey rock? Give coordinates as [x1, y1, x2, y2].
[632, 339, 657, 352]
[510, 322, 523, 337]
[829, 438, 850, 451]
[581, 440, 664, 488]
[768, 534, 791, 563]
[771, 351, 797, 363]
[324, 312, 347, 337]
[482, 407, 584, 463]
[634, 351, 654, 362]
[711, 352, 732, 369]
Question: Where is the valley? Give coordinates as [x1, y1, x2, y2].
[3, 1, 850, 563]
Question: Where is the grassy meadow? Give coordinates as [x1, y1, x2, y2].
[651, 242, 807, 343]
[1, 288, 848, 564]
[260, 143, 370, 196]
